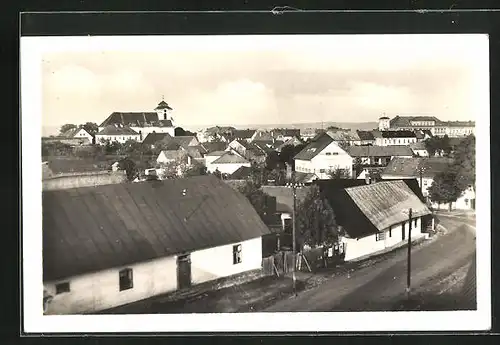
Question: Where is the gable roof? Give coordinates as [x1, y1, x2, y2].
[345, 145, 414, 157]
[142, 133, 173, 146]
[252, 130, 273, 141]
[228, 166, 252, 180]
[212, 152, 250, 164]
[344, 181, 431, 233]
[409, 141, 427, 150]
[201, 142, 228, 153]
[205, 150, 227, 157]
[60, 127, 90, 138]
[43, 175, 271, 281]
[326, 130, 361, 142]
[96, 125, 139, 136]
[272, 129, 301, 138]
[173, 136, 198, 148]
[184, 146, 204, 159]
[294, 172, 319, 184]
[158, 149, 188, 161]
[382, 157, 455, 178]
[232, 129, 256, 139]
[294, 132, 335, 161]
[99, 112, 173, 128]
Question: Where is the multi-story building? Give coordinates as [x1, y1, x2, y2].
[379, 115, 475, 138]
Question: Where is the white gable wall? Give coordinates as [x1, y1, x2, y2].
[207, 161, 251, 175]
[295, 142, 353, 179]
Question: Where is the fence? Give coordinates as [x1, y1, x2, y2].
[262, 251, 295, 276]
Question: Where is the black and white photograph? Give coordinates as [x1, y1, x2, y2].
[21, 33, 490, 333]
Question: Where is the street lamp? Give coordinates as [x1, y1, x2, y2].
[285, 180, 305, 297]
[402, 208, 413, 298]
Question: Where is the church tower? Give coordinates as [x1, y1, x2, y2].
[154, 96, 173, 122]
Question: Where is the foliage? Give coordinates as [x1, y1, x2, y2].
[236, 180, 269, 221]
[428, 171, 463, 208]
[449, 135, 475, 192]
[175, 127, 196, 137]
[42, 141, 73, 157]
[266, 168, 287, 186]
[156, 155, 207, 179]
[296, 185, 338, 249]
[118, 157, 139, 181]
[279, 143, 307, 169]
[79, 122, 99, 136]
[265, 151, 282, 170]
[327, 167, 351, 179]
[424, 135, 452, 157]
[212, 168, 222, 179]
[352, 157, 363, 178]
[59, 124, 77, 134]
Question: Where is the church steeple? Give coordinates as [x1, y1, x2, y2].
[154, 97, 173, 121]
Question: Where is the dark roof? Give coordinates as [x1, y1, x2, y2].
[232, 129, 256, 139]
[357, 130, 375, 141]
[409, 141, 426, 150]
[294, 172, 319, 184]
[212, 152, 250, 164]
[155, 100, 173, 110]
[184, 146, 204, 159]
[96, 125, 139, 136]
[173, 136, 198, 147]
[380, 130, 417, 138]
[379, 116, 390, 120]
[261, 186, 313, 213]
[272, 129, 301, 137]
[345, 145, 414, 157]
[99, 112, 173, 128]
[201, 142, 228, 153]
[390, 116, 442, 127]
[142, 133, 172, 145]
[60, 127, 89, 138]
[204, 126, 237, 135]
[382, 157, 455, 178]
[228, 166, 252, 180]
[43, 175, 271, 281]
[294, 132, 334, 161]
[325, 180, 431, 238]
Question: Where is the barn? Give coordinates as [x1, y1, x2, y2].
[43, 175, 271, 314]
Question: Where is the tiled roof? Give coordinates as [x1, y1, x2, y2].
[142, 133, 173, 145]
[342, 181, 432, 234]
[212, 152, 250, 164]
[185, 146, 204, 159]
[345, 145, 414, 157]
[294, 132, 335, 161]
[326, 130, 361, 141]
[96, 125, 139, 136]
[60, 127, 85, 138]
[43, 175, 271, 281]
[380, 130, 417, 138]
[201, 142, 228, 153]
[99, 112, 173, 128]
[232, 129, 256, 139]
[173, 136, 198, 148]
[390, 115, 442, 127]
[261, 185, 313, 213]
[382, 157, 454, 178]
[155, 100, 173, 110]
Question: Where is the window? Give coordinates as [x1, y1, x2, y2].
[376, 232, 386, 241]
[389, 226, 392, 237]
[55, 282, 70, 294]
[119, 268, 133, 291]
[233, 244, 242, 264]
[325, 152, 331, 155]
[414, 219, 417, 227]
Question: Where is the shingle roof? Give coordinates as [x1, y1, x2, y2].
[96, 125, 139, 136]
[99, 112, 173, 128]
[155, 100, 173, 110]
[212, 152, 250, 164]
[43, 175, 271, 281]
[382, 157, 454, 178]
[294, 132, 335, 161]
[261, 186, 313, 213]
[342, 181, 431, 234]
[345, 145, 414, 157]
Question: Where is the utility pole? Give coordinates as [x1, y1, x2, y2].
[292, 182, 297, 297]
[406, 207, 413, 298]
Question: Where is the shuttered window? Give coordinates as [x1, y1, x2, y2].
[119, 268, 133, 291]
[376, 232, 386, 241]
[55, 282, 70, 294]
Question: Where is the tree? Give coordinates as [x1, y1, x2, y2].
[327, 167, 352, 179]
[80, 122, 99, 136]
[118, 157, 139, 181]
[265, 151, 282, 170]
[279, 143, 307, 169]
[428, 171, 463, 210]
[237, 180, 268, 222]
[296, 185, 338, 249]
[424, 135, 452, 157]
[449, 134, 475, 192]
[59, 124, 77, 135]
[175, 127, 196, 137]
[352, 157, 363, 178]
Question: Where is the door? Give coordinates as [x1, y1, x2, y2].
[177, 254, 192, 289]
[402, 222, 406, 241]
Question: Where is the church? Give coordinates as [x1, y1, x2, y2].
[96, 98, 176, 143]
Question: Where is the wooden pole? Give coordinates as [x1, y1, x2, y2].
[406, 208, 413, 298]
[292, 183, 297, 296]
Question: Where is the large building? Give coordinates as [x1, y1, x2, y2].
[378, 115, 475, 138]
[97, 99, 176, 142]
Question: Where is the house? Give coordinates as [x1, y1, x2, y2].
[42, 175, 271, 315]
[231, 129, 257, 142]
[252, 130, 274, 142]
[98, 99, 175, 140]
[156, 147, 193, 166]
[294, 171, 319, 184]
[142, 133, 199, 150]
[323, 180, 432, 261]
[55, 127, 94, 145]
[381, 157, 475, 210]
[326, 129, 363, 146]
[294, 132, 354, 179]
[372, 130, 418, 146]
[381, 116, 475, 138]
[198, 126, 237, 143]
[274, 136, 303, 153]
[409, 141, 429, 157]
[415, 129, 433, 142]
[300, 128, 319, 140]
[206, 151, 251, 175]
[227, 139, 266, 164]
[227, 166, 253, 181]
[200, 142, 228, 154]
[345, 145, 414, 167]
[95, 125, 141, 144]
[271, 129, 301, 142]
[253, 140, 284, 154]
[356, 130, 376, 146]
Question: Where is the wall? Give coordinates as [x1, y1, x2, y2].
[190, 237, 263, 285]
[375, 137, 418, 146]
[343, 217, 424, 261]
[42, 171, 128, 191]
[381, 174, 431, 197]
[96, 134, 141, 144]
[130, 126, 175, 139]
[44, 255, 178, 315]
[295, 141, 353, 179]
[207, 162, 251, 175]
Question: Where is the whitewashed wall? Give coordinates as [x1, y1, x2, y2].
[190, 237, 263, 285]
[295, 141, 353, 179]
[95, 134, 141, 144]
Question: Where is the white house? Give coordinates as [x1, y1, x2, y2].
[98, 99, 176, 141]
[95, 125, 141, 144]
[294, 132, 354, 179]
[325, 180, 432, 261]
[382, 115, 475, 138]
[59, 127, 94, 144]
[42, 175, 271, 315]
[409, 141, 429, 157]
[345, 145, 414, 166]
[206, 151, 251, 175]
[372, 130, 418, 146]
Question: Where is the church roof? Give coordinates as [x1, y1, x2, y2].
[99, 112, 173, 128]
[96, 125, 139, 136]
[155, 100, 173, 110]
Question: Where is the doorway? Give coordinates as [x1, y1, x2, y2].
[402, 222, 406, 241]
[177, 254, 192, 290]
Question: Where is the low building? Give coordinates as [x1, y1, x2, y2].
[95, 125, 141, 144]
[345, 145, 414, 167]
[324, 180, 432, 261]
[294, 132, 354, 179]
[42, 175, 271, 314]
[381, 115, 475, 138]
[206, 151, 251, 175]
[227, 139, 266, 164]
[372, 130, 418, 146]
[271, 129, 301, 142]
[409, 141, 429, 157]
[51, 127, 94, 146]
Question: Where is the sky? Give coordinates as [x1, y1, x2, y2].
[40, 34, 488, 134]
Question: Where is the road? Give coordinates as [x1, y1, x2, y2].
[264, 212, 476, 312]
